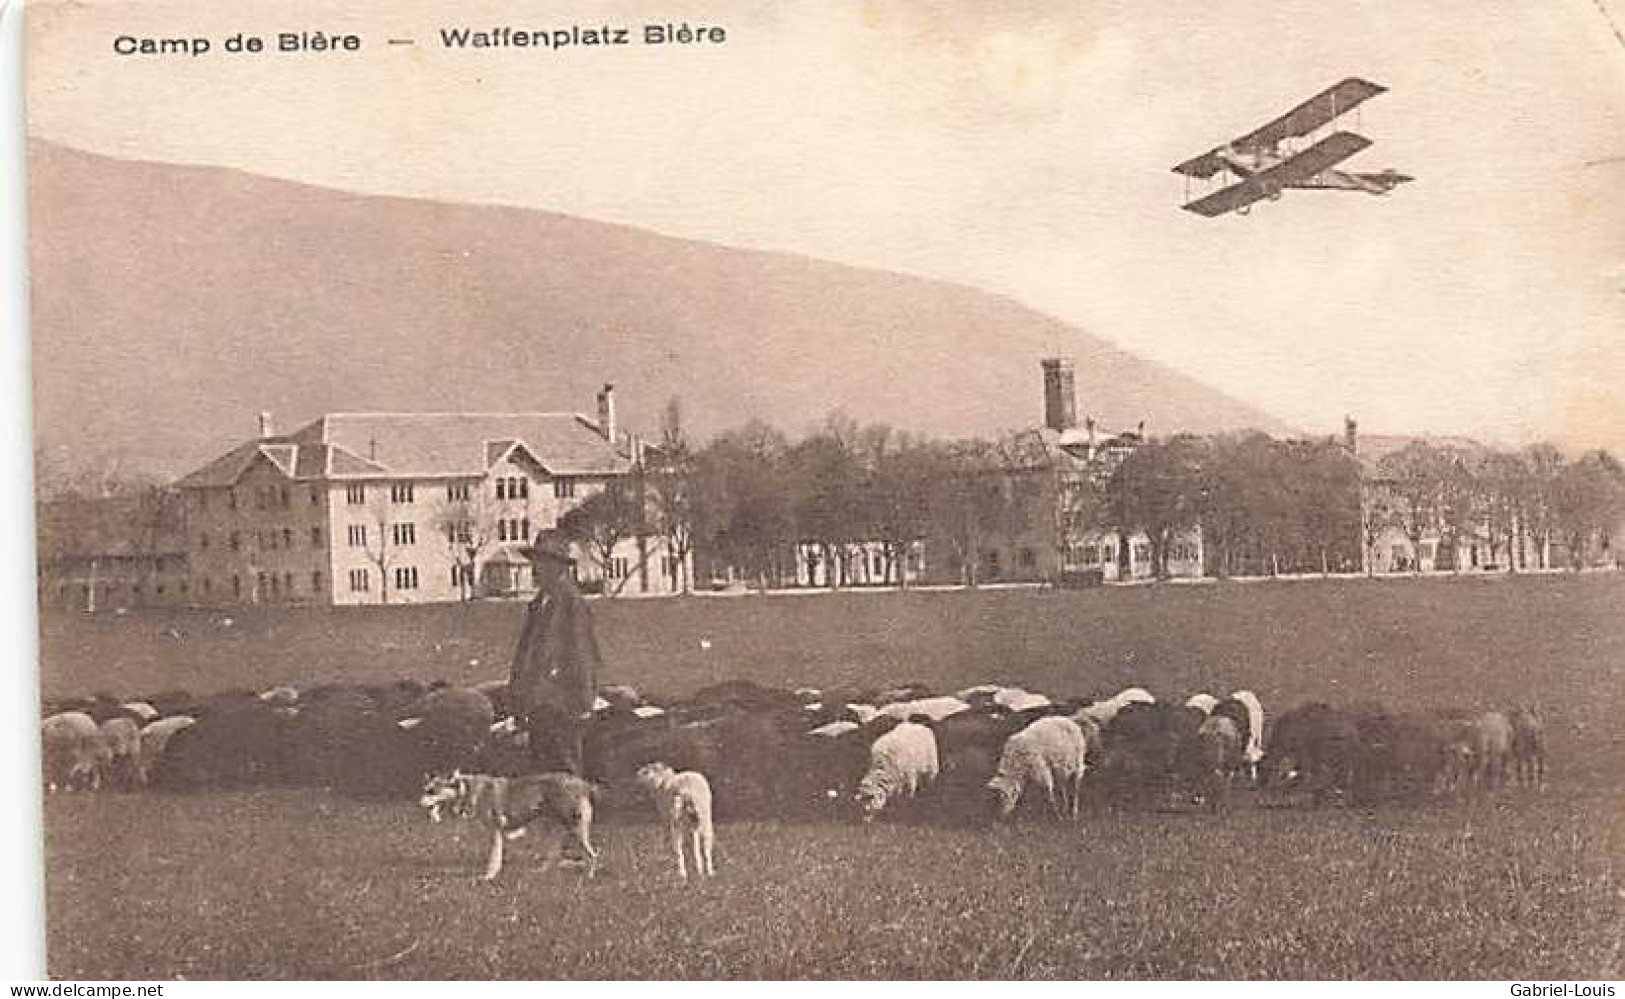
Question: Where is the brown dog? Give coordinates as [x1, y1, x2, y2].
[420, 770, 599, 881]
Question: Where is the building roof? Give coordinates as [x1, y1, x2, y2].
[176, 412, 631, 489]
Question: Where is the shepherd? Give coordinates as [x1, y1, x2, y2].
[508, 530, 601, 775]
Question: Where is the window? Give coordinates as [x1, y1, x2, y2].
[520, 518, 531, 541]
[517, 477, 529, 499]
[349, 569, 370, 592]
[348, 525, 368, 547]
[282, 528, 294, 548]
[311, 571, 323, 592]
[346, 484, 366, 505]
[447, 482, 471, 503]
[1133, 542, 1150, 563]
[284, 571, 294, 595]
[279, 486, 291, 507]
[203, 577, 213, 595]
[391, 482, 415, 504]
[447, 521, 472, 544]
[452, 564, 471, 587]
[228, 490, 238, 510]
[606, 557, 630, 579]
[311, 526, 323, 547]
[199, 533, 210, 550]
[393, 523, 417, 546]
[554, 478, 575, 499]
[310, 487, 321, 506]
[393, 566, 420, 590]
[255, 487, 268, 510]
[1019, 548, 1037, 569]
[231, 575, 241, 598]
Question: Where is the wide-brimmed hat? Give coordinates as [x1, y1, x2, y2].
[518, 531, 574, 562]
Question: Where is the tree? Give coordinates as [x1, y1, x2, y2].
[866, 432, 934, 588]
[647, 398, 699, 594]
[1107, 434, 1205, 579]
[787, 419, 866, 589]
[694, 421, 795, 590]
[1474, 450, 1529, 572]
[1520, 443, 1565, 569]
[924, 439, 1011, 588]
[1290, 438, 1362, 576]
[432, 487, 499, 601]
[1552, 450, 1625, 569]
[557, 478, 649, 596]
[360, 493, 400, 604]
[1377, 441, 1448, 573]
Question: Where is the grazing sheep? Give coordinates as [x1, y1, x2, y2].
[408, 686, 495, 774]
[1445, 711, 1515, 794]
[1185, 715, 1244, 808]
[877, 696, 970, 723]
[993, 688, 1052, 713]
[1262, 702, 1359, 804]
[632, 705, 666, 720]
[856, 721, 939, 820]
[41, 712, 106, 792]
[1097, 702, 1199, 806]
[636, 762, 717, 880]
[987, 715, 1090, 821]
[845, 703, 880, 725]
[809, 720, 859, 738]
[120, 701, 159, 724]
[98, 716, 142, 789]
[1184, 693, 1219, 715]
[1079, 686, 1156, 727]
[1210, 697, 1255, 782]
[135, 715, 195, 786]
[1228, 690, 1266, 774]
[1507, 708, 1546, 789]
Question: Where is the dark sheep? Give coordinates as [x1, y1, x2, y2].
[1098, 702, 1201, 806]
[145, 689, 199, 720]
[407, 686, 495, 774]
[1262, 702, 1361, 804]
[1508, 708, 1546, 789]
[150, 699, 292, 790]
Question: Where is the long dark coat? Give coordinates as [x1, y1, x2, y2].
[508, 576, 601, 773]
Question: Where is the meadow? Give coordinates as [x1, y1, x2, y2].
[39, 573, 1625, 979]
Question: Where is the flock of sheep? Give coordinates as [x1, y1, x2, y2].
[40, 673, 1547, 825]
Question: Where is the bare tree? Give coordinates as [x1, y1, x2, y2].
[558, 478, 650, 596]
[361, 492, 398, 604]
[433, 485, 499, 600]
[648, 398, 698, 594]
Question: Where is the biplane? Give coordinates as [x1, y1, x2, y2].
[1173, 77, 1412, 217]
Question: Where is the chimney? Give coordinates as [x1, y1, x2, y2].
[1344, 415, 1358, 455]
[258, 411, 273, 439]
[1041, 359, 1077, 431]
[596, 383, 616, 444]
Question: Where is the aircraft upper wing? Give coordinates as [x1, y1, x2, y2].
[1181, 131, 1373, 217]
[1172, 78, 1385, 177]
[1236, 78, 1386, 150]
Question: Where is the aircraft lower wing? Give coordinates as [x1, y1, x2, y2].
[1181, 131, 1373, 216]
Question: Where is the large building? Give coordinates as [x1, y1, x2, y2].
[173, 386, 688, 605]
[922, 358, 1204, 586]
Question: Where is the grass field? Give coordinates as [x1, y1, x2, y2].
[39, 573, 1625, 979]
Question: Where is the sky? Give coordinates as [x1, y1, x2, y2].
[24, 0, 1625, 452]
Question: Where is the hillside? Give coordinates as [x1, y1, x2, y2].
[28, 141, 1293, 479]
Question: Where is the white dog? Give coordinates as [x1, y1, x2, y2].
[635, 762, 716, 880]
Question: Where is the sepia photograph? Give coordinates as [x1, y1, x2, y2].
[20, 0, 1625, 980]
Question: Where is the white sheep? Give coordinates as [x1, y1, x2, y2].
[993, 687, 1051, 713]
[1078, 686, 1156, 726]
[635, 762, 717, 880]
[845, 703, 880, 725]
[99, 716, 142, 787]
[877, 696, 970, 723]
[1229, 689, 1266, 770]
[135, 715, 196, 785]
[809, 720, 860, 738]
[631, 705, 666, 719]
[856, 721, 939, 820]
[41, 712, 107, 792]
[120, 701, 159, 723]
[987, 715, 1090, 821]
